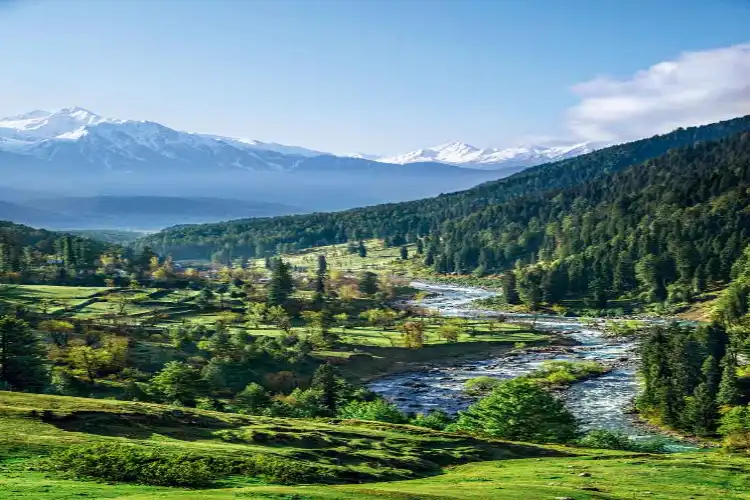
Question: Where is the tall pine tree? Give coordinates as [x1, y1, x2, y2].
[0, 316, 47, 391]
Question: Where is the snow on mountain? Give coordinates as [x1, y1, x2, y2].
[0, 107, 594, 176]
[344, 152, 382, 161]
[0, 107, 113, 141]
[201, 135, 325, 158]
[378, 141, 595, 170]
[0, 107, 328, 172]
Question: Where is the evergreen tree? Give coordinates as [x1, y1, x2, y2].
[701, 355, 721, 396]
[716, 352, 741, 406]
[424, 248, 435, 267]
[415, 238, 424, 255]
[0, 316, 47, 391]
[314, 254, 328, 303]
[267, 258, 294, 306]
[686, 381, 717, 436]
[684, 355, 720, 435]
[311, 362, 339, 414]
[502, 271, 520, 305]
[358, 271, 379, 296]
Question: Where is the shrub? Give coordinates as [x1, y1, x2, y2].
[245, 454, 335, 484]
[48, 443, 219, 487]
[337, 399, 406, 423]
[48, 443, 336, 486]
[526, 360, 606, 387]
[409, 410, 454, 430]
[464, 376, 503, 396]
[577, 429, 667, 453]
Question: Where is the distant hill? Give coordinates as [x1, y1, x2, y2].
[0, 196, 301, 231]
[135, 114, 750, 261]
[0, 107, 504, 212]
[66, 229, 148, 245]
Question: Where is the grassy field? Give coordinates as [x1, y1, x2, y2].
[3, 284, 543, 350]
[2, 284, 198, 319]
[1, 392, 749, 499]
[250, 239, 418, 275]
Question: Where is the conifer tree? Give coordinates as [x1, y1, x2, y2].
[311, 362, 339, 414]
[267, 258, 294, 306]
[0, 316, 47, 391]
[415, 238, 424, 255]
[314, 254, 328, 303]
[716, 352, 740, 406]
[502, 271, 520, 305]
[686, 381, 717, 436]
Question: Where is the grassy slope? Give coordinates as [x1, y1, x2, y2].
[1, 392, 749, 499]
[249, 239, 418, 274]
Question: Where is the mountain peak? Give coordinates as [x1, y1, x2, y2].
[434, 141, 480, 151]
[54, 106, 102, 121]
[0, 106, 111, 141]
[377, 141, 595, 169]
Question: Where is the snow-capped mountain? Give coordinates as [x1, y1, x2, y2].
[0, 107, 327, 172]
[0, 107, 111, 141]
[0, 107, 505, 218]
[0, 108, 595, 175]
[377, 141, 595, 170]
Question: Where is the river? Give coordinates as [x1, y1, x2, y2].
[368, 281, 668, 442]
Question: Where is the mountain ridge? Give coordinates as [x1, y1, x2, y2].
[375, 141, 597, 170]
[0, 107, 593, 173]
[133, 114, 750, 260]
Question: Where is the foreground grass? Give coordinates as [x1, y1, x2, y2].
[2, 392, 750, 499]
[0, 392, 558, 482]
[3, 451, 750, 499]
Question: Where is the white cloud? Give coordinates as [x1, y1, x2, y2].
[567, 43, 750, 143]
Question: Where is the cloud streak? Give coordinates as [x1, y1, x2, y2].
[567, 43, 750, 143]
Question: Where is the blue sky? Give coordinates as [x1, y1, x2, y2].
[1, 0, 749, 154]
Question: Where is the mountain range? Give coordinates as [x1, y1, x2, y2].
[0, 108, 506, 228]
[373, 141, 596, 170]
[0, 107, 594, 172]
[0, 107, 602, 230]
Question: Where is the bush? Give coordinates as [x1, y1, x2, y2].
[246, 454, 335, 484]
[337, 399, 406, 423]
[577, 429, 667, 453]
[48, 443, 336, 486]
[464, 376, 502, 396]
[48, 443, 219, 487]
[526, 360, 606, 387]
[409, 410, 454, 430]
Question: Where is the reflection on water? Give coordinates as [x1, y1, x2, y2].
[369, 281, 672, 442]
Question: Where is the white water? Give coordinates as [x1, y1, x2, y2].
[368, 281, 664, 440]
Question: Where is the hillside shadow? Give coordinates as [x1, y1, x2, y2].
[38, 409, 234, 441]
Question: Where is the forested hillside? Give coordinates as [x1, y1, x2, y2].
[137, 115, 750, 263]
[473, 132, 750, 309]
[0, 221, 109, 280]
